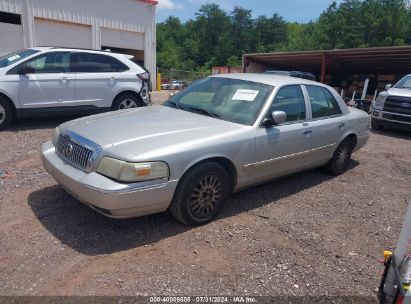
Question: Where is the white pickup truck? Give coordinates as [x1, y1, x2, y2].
[372, 74, 411, 131]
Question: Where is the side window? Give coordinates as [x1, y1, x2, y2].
[322, 88, 342, 116]
[76, 53, 129, 73]
[24, 52, 70, 74]
[269, 85, 306, 123]
[307, 85, 342, 119]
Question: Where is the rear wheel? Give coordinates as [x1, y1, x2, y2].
[169, 162, 230, 226]
[0, 97, 13, 130]
[324, 138, 355, 175]
[112, 93, 143, 110]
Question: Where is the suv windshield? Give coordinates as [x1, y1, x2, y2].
[394, 76, 411, 89]
[0, 49, 39, 68]
[164, 77, 273, 125]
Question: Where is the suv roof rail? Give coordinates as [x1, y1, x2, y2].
[37, 46, 112, 52]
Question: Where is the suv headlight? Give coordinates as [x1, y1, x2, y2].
[374, 94, 387, 109]
[52, 127, 60, 146]
[97, 157, 169, 182]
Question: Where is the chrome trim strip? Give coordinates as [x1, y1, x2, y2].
[377, 111, 411, 125]
[83, 178, 177, 195]
[243, 143, 336, 170]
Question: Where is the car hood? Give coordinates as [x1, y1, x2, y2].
[59, 105, 246, 159]
[387, 88, 411, 97]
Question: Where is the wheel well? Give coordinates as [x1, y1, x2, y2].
[186, 157, 237, 193]
[112, 90, 143, 108]
[346, 133, 358, 149]
[0, 92, 16, 116]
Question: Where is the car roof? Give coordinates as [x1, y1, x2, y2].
[29, 47, 133, 59]
[210, 73, 320, 87]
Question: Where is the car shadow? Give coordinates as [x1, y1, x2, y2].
[371, 128, 411, 140]
[28, 161, 359, 256]
[7, 116, 82, 132]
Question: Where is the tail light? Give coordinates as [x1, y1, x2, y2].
[137, 72, 150, 81]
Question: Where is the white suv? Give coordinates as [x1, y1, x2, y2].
[0, 47, 151, 130]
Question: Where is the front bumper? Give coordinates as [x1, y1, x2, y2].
[372, 110, 411, 129]
[41, 141, 178, 219]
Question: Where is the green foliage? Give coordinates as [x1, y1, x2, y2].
[156, 1, 411, 70]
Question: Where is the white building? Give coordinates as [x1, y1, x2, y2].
[0, 0, 157, 84]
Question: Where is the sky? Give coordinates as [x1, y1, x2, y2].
[156, 0, 343, 23]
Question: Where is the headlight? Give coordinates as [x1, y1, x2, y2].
[97, 157, 169, 182]
[52, 127, 60, 146]
[374, 94, 387, 108]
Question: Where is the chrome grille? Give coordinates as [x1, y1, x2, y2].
[383, 96, 411, 115]
[56, 134, 93, 171]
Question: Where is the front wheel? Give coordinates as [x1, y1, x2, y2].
[371, 118, 384, 130]
[323, 138, 355, 175]
[169, 162, 230, 226]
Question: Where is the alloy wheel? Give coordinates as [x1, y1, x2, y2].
[0, 104, 5, 125]
[189, 175, 223, 218]
[336, 145, 350, 171]
[118, 99, 138, 109]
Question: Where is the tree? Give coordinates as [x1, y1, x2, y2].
[156, 0, 411, 71]
[230, 6, 253, 60]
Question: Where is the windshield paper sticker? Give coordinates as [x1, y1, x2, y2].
[7, 55, 20, 62]
[232, 89, 259, 101]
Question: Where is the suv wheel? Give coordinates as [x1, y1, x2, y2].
[112, 93, 143, 110]
[169, 162, 230, 226]
[0, 97, 13, 130]
[324, 138, 355, 175]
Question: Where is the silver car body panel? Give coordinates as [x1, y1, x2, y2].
[42, 74, 370, 218]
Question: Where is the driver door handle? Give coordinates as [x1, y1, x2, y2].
[60, 76, 71, 83]
[302, 129, 313, 135]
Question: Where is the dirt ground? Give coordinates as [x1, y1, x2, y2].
[0, 92, 410, 299]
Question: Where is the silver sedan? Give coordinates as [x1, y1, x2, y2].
[42, 73, 370, 225]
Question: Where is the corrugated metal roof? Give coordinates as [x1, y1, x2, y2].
[243, 46, 411, 74]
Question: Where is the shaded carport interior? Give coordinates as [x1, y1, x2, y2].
[243, 46, 411, 83]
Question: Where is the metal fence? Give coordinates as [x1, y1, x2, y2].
[157, 68, 211, 91]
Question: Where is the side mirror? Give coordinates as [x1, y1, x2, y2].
[385, 84, 392, 91]
[169, 92, 176, 98]
[272, 111, 286, 124]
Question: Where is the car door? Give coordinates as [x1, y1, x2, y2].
[303, 85, 345, 167]
[16, 52, 75, 109]
[73, 52, 123, 108]
[251, 85, 312, 182]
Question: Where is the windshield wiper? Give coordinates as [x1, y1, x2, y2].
[169, 100, 183, 110]
[185, 106, 221, 118]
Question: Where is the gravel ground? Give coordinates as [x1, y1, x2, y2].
[0, 93, 410, 300]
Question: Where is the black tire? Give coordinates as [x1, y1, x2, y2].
[169, 162, 230, 226]
[112, 93, 143, 110]
[324, 138, 355, 175]
[0, 97, 13, 130]
[371, 118, 383, 130]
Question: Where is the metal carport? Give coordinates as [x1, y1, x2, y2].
[243, 46, 411, 83]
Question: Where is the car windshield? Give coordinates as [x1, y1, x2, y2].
[0, 49, 39, 68]
[394, 76, 411, 89]
[165, 77, 273, 126]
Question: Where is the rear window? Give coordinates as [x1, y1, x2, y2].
[0, 49, 39, 68]
[306, 85, 342, 119]
[75, 53, 129, 73]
